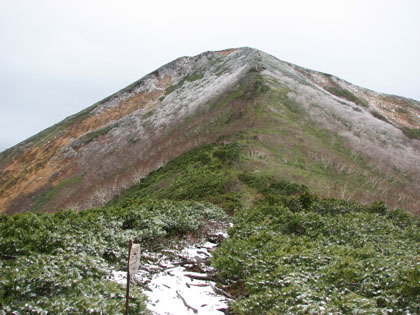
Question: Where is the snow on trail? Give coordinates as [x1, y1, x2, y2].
[110, 225, 232, 314]
[143, 242, 229, 315]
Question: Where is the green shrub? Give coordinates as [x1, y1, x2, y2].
[402, 127, 420, 140]
[185, 72, 204, 82]
[368, 200, 388, 215]
[212, 197, 420, 314]
[261, 180, 308, 197]
[78, 123, 119, 145]
[0, 199, 226, 314]
[142, 110, 154, 119]
[238, 172, 273, 190]
[371, 110, 390, 123]
[0, 212, 63, 255]
[31, 174, 85, 212]
[113, 143, 243, 211]
[251, 75, 269, 97]
[163, 72, 204, 97]
[325, 86, 369, 107]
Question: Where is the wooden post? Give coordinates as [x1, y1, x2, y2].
[125, 240, 132, 315]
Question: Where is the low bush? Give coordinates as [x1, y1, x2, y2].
[402, 127, 420, 140]
[0, 199, 226, 314]
[371, 110, 390, 123]
[325, 86, 369, 107]
[212, 196, 420, 314]
[114, 143, 243, 211]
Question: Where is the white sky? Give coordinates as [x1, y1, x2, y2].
[1, 0, 419, 151]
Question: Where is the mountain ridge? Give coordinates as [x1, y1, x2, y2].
[1, 47, 419, 214]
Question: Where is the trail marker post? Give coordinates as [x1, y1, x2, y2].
[125, 240, 141, 315]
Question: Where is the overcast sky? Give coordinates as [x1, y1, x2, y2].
[1, 0, 419, 152]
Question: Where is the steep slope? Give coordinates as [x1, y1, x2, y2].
[1, 48, 419, 214]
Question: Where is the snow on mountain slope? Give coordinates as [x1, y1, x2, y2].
[1, 47, 419, 214]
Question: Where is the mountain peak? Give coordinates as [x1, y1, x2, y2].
[1, 48, 419, 214]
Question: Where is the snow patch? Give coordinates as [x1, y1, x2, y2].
[109, 225, 231, 315]
[145, 266, 228, 315]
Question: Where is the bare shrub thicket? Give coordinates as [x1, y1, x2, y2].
[56, 91, 257, 211]
[255, 51, 420, 212]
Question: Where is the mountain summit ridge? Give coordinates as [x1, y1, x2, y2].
[1, 47, 419, 214]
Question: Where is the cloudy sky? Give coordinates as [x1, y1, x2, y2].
[1, 0, 419, 152]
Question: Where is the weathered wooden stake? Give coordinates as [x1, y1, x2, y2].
[125, 239, 132, 315]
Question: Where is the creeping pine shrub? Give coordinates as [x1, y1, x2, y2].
[112, 143, 243, 211]
[402, 127, 420, 140]
[212, 195, 420, 314]
[0, 199, 226, 314]
[325, 86, 369, 107]
[237, 172, 273, 190]
[371, 110, 390, 123]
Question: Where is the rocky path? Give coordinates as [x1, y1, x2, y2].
[111, 223, 232, 314]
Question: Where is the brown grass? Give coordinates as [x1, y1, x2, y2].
[217, 49, 237, 56]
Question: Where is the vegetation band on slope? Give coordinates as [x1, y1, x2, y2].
[1, 143, 419, 314]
